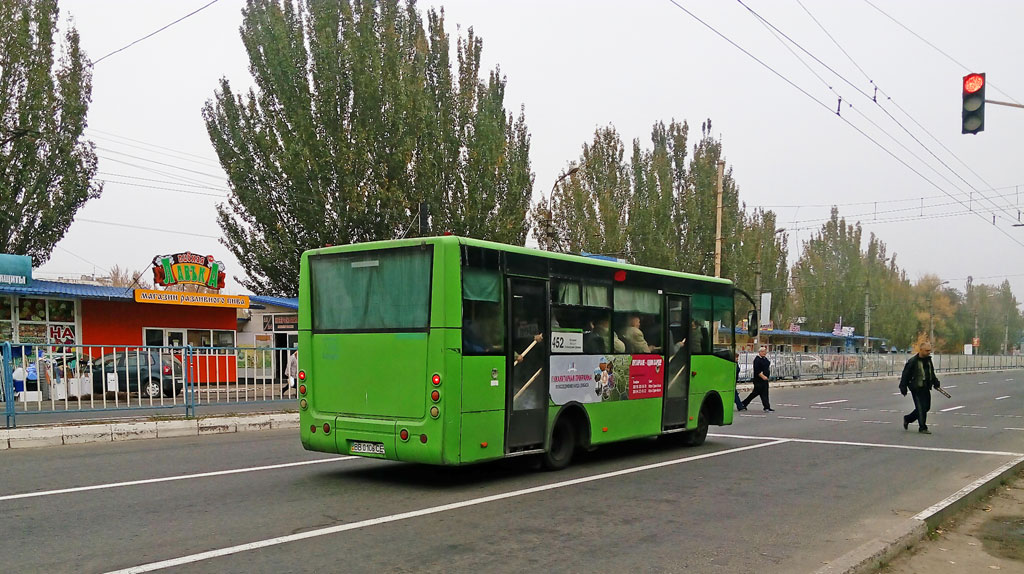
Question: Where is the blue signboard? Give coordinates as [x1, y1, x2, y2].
[0, 254, 32, 287]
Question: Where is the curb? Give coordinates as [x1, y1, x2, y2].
[1, 412, 301, 450]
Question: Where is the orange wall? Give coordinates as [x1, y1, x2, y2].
[81, 300, 237, 346]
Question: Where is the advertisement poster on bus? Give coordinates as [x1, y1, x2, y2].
[549, 354, 663, 404]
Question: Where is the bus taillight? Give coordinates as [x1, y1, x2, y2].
[298, 370, 306, 381]
[298, 384, 306, 395]
[399, 429, 409, 441]
[309, 425, 316, 433]
[420, 434, 428, 444]
[322, 423, 331, 434]
[430, 406, 439, 418]
[431, 373, 441, 386]
[431, 390, 440, 402]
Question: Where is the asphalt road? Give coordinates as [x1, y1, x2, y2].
[1, 370, 1021, 574]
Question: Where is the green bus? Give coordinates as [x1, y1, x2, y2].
[298, 236, 756, 469]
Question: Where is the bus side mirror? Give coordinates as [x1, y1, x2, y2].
[747, 310, 758, 337]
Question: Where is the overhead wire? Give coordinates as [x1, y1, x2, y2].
[91, 0, 222, 65]
[792, 0, 1019, 223]
[862, 0, 1022, 105]
[661, 0, 1024, 250]
[735, 0, 1018, 225]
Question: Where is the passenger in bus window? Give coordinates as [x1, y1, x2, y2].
[463, 311, 502, 354]
[689, 319, 710, 354]
[618, 314, 660, 354]
[587, 316, 624, 354]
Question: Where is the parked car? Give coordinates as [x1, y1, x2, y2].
[90, 351, 184, 398]
[793, 354, 824, 377]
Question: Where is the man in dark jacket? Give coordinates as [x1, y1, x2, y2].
[742, 346, 774, 412]
[899, 342, 941, 434]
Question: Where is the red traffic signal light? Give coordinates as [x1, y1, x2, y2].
[962, 72, 986, 134]
[963, 73, 985, 94]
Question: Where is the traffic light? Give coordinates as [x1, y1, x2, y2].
[962, 72, 986, 134]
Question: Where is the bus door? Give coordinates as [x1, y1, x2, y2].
[506, 277, 549, 449]
[662, 295, 690, 429]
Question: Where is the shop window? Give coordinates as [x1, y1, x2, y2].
[18, 298, 47, 322]
[145, 329, 165, 347]
[18, 323, 47, 344]
[1, 296, 12, 342]
[47, 299, 75, 323]
[188, 329, 212, 353]
[213, 330, 235, 354]
[613, 286, 663, 354]
[167, 330, 185, 347]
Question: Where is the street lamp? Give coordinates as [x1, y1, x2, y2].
[540, 167, 581, 251]
[928, 280, 949, 344]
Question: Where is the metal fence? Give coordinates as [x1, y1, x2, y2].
[737, 350, 1024, 381]
[2, 342, 297, 428]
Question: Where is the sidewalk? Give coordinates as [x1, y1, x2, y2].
[878, 468, 1024, 574]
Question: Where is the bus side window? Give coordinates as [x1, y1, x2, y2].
[613, 287, 663, 354]
[462, 268, 504, 355]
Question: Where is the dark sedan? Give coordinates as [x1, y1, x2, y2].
[91, 350, 184, 398]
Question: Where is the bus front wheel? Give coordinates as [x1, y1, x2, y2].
[684, 408, 709, 447]
[543, 417, 576, 470]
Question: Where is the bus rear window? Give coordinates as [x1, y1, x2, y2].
[310, 247, 432, 332]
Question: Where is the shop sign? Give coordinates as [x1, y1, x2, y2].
[0, 254, 32, 286]
[49, 325, 75, 344]
[134, 289, 249, 308]
[151, 252, 226, 290]
[262, 314, 298, 332]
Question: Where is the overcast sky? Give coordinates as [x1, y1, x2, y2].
[42, 0, 1024, 308]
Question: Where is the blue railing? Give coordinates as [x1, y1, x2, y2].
[1, 343, 297, 428]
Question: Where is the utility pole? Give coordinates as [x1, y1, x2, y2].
[714, 160, 725, 278]
[754, 245, 762, 345]
[863, 284, 871, 352]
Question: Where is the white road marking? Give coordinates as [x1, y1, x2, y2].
[878, 409, 901, 413]
[739, 414, 767, 418]
[0, 457, 356, 502]
[995, 414, 1024, 418]
[711, 433, 1024, 457]
[815, 399, 848, 405]
[103, 440, 790, 574]
[862, 420, 892, 424]
[892, 392, 902, 396]
[995, 396, 1011, 400]
[1005, 379, 1015, 382]
[953, 425, 987, 430]
[913, 456, 1024, 521]
[778, 416, 805, 420]
[819, 418, 848, 422]
[945, 385, 957, 389]
[1005, 428, 1024, 431]
[842, 407, 870, 411]
[810, 405, 832, 409]
[979, 381, 989, 385]
[778, 403, 801, 407]
[940, 406, 966, 412]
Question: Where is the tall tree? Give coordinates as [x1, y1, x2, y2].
[0, 0, 100, 264]
[204, 0, 533, 295]
[791, 208, 864, 333]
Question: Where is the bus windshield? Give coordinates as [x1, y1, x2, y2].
[309, 246, 432, 332]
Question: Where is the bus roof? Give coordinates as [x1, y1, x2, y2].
[303, 235, 733, 287]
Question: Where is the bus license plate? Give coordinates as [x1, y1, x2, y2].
[350, 441, 385, 455]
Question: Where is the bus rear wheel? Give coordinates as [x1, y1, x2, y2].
[684, 408, 709, 447]
[543, 417, 576, 470]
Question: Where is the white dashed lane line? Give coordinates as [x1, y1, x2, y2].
[945, 385, 957, 389]
[1006, 428, 1024, 431]
[862, 420, 892, 424]
[777, 416, 806, 420]
[814, 399, 848, 405]
[940, 405, 966, 412]
[819, 418, 847, 422]
[979, 381, 989, 385]
[995, 396, 1011, 400]
[953, 425, 987, 429]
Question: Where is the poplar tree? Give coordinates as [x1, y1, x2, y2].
[204, 0, 533, 295]
[0, 0, 99, 265]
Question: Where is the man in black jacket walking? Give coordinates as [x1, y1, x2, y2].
[899, 342, 941, 434]
[742, 346, 774, 412]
